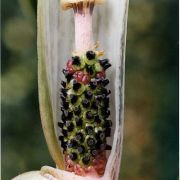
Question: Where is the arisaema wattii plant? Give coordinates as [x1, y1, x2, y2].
[13, 0, 129, 179]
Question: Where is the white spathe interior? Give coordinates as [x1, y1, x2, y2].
[43, 0, 129, 179]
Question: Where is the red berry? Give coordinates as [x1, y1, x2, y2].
[66, 60, 75, 74]
[77, 71, 83, 77]
[82, 74, 90, 84]
[76, 77, 82, 82]
[96, 71, 106, 79]
[67, 60, 73, 68]
[67, 67, 75, 74]
[73, 71, 84, 82]
[73, 72, 78, 78]
[77, 74, 83, 80]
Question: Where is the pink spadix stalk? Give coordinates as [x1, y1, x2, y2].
[61, 0, 104, 52]
[74, 2, 94, 51]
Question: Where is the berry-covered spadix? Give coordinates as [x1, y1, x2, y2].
[59, 50, 112, 176]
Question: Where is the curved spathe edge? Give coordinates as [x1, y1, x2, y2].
[102, 0, 129, 179]
[37, 0, 64, 170]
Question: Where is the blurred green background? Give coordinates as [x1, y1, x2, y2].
[1, 0, 178, 180]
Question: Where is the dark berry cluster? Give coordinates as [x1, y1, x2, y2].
[59, 51, 112, 167]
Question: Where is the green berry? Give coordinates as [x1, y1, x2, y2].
[94, 62, 103, 72]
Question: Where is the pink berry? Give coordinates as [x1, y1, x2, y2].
[66, 60, 75, 74]
[78, 71, 83, 77]
[67, 67, 75, 74]
[82, 74, 90, 84]
[96, 71, 106, 79]
[72, 71, 83, 82]
[67, 60, 73, 68]
[77, 74, 83, 80]
[73, 72, 78, 78]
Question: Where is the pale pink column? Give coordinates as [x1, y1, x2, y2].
[74, 5, 94, 52]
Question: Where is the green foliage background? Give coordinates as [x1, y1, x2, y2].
[1, 0, 178, 179]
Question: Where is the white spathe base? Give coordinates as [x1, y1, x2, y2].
[12, 171, 50, 180]
[12, 166, 112, 180]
